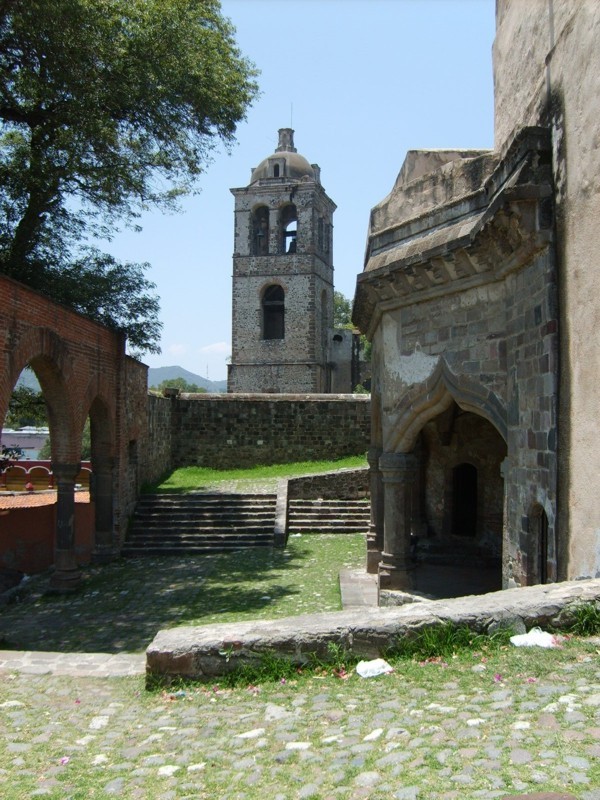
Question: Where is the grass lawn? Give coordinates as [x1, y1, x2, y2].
[144, 455, 368, 493]
[0, 534, 366, 654]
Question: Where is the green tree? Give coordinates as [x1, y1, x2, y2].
[333, 291, 352, 328]
[0, 0, 259, 353]
[151, 377, 207, 394]
[5, 385, 48, 428]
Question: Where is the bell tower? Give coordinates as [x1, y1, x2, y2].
[228, 128, 336, 393]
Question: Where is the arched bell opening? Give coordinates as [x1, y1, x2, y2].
[280, 204, 297, 254]
[251, 205, 270, 256]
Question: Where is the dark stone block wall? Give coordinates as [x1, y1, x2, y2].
[139, 394, 174, 489]
[287, 468, 369, 500]
[170, 394, 370, 469]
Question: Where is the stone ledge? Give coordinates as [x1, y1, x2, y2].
[146, 578, 600, 683]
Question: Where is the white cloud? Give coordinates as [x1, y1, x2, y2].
[198, 341, 230, 355]
[167, 343, 188, 356]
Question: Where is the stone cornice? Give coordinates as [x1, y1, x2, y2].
[353, 127, 553, 336]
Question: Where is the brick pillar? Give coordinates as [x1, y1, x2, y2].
[49, 462, 82, 593]
[92, 458, 117, 563]
[378, 452, 417, 591]
[366, 446, 384, 573]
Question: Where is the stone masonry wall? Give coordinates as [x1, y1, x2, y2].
[139, 394, 174, 490]
[495, 0, 600, 579]
[372, 246, 557, 587]
[118, 356, 150, 542]
[287, 468, 369, 500]
[170, 394, 370, 469]
[504, 248, 558, 584]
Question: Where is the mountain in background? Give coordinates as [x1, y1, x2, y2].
[16, 365, 227, 393]
[148, 366, 227, 393]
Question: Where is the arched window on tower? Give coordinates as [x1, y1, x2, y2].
[251, 206, 269, 256]
[262, 284, 285, 340]
[280, 204, 297, 254]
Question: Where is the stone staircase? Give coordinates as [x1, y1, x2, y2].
[287, 498, 370, 534]
[122, 493, 277, 556]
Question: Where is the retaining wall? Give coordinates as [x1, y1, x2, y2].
[287, 468, 369, 499]
[169, 393, 370, 469]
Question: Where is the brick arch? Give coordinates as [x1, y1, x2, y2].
[0, 275, 148, 589]
[3, 326, 79, 463]
[388, 358, 507, 452]
[82, 373, 117, 458]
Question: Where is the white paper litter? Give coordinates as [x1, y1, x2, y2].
[509, 626, 558, 648]
[355, 658, 394, 678]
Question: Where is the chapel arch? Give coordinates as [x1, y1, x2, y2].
[389, 359, 507, 453]
[382, 403, 507, 596]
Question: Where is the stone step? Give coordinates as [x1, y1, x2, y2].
[287, 497, 370, 534]
[122, 542, 273, 556]
[136, 493, 276, 505]
[128, 528, 273, 542]
[288, 501, 368, 510]
[133, 514, 275, 525]
[125, 536, 273, 550]
[126, 491, 277, 556]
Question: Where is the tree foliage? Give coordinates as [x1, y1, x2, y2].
[5, 385, 48, 428]
[151, 377, 207, 394]
[0, 0, 259, 353]
[333, 291, 353, 328]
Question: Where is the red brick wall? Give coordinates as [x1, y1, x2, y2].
[0, 502, 94, 574]
[0, 274, 149, 556]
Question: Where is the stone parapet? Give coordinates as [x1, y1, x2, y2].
[146, 578, 600, 682]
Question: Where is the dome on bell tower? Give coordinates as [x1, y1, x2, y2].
[250, 128, 319, 184]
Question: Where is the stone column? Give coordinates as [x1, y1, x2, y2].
[269, 208, 279, 254]
[366, 446, 384, 573]
[91, 458, 118, 563]
[410, 440, 428, 538]
[49, 462, 82, 593]
[378, 452, 417, 591]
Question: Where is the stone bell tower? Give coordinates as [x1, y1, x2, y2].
[228, 128, 336, 393]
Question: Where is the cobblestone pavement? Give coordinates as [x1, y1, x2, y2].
[1, 639, 599, 799]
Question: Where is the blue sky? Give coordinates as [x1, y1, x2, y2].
[107, 0, 495, 382]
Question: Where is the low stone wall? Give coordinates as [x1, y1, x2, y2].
[170, 393, 370, 469]
[146, 579, 600, 682]
[287, 468, 369, 500]
[141, 394, 174, 488]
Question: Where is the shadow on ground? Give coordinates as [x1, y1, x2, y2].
[0, 546, 311, 654]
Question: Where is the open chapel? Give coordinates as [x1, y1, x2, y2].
[353, 0, 600, 593]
